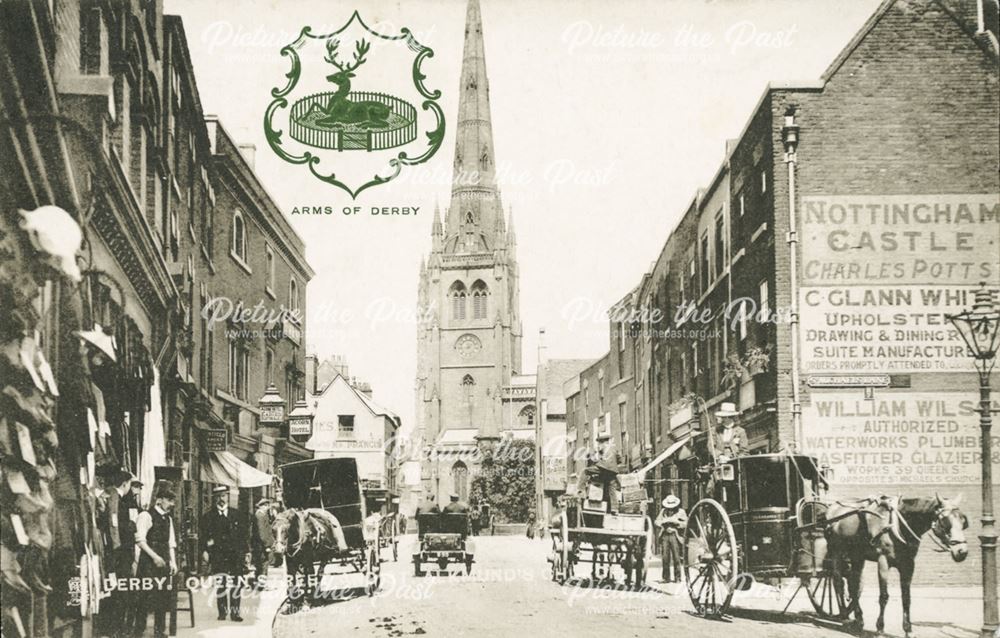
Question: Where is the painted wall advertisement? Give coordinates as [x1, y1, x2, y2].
[800, 194, 999, 374]
[802, 392, 1000, 485]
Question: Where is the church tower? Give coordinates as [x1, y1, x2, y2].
[415, 0, 523, 502]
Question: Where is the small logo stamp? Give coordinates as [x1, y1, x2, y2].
[264, 11, 445, 199]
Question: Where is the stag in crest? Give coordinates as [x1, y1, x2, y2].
[315, 38, 391, 129]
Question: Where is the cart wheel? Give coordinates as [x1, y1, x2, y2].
[684, 499, 738, 617]
[413, 559, 424, 577]
[804, 571, 852, 619]
[365, 549, 381, 596]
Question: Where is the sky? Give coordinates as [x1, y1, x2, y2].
[164, 0, 882, 434]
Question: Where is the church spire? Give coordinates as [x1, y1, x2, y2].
[445, 0, 502, 250]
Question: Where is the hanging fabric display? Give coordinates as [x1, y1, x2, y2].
[0, 206, 101, 638]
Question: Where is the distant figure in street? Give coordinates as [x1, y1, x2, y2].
[713, 402, 748, 462]
[526, 511, 536, 539]
[252, 498, 274, 590]
[201, 486, 248, 622]
[470, 506, 481, 536]
[133, 481, 177, 638]
[443, 493, 468, 514]
[654, 495, 687, 583]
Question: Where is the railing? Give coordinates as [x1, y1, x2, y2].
[289, 91, 417, 151]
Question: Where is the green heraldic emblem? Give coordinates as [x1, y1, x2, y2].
[264, 12, 445, 199]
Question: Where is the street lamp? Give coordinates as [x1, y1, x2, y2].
[288, 398, 315, 439]
[947, 283, 1000, 638]
[257, 384, 285, 426]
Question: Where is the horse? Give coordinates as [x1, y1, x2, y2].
[271, 508, 348, 610]
[825, 494, 969, 637]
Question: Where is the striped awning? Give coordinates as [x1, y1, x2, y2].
[203, 451, 273, 488]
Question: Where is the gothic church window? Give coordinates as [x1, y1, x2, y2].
[471, 280, 489, 319]
[519, 405, 535, 427]
[449, 281, 467, 320]
[480, 148, 490, 170]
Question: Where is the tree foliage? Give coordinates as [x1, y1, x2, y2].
[470, 439, 535, 523]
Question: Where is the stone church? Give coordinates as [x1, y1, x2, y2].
[414, 0, 536, 505]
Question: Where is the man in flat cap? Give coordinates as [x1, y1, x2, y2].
[200, 486, 248, 621]
[133, 481, 177, 638]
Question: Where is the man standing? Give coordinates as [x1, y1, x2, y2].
[133, 481, 177, 638]
[201, 486, 248, 622]
[654, 495, 687, 583]
[102, 470, 134, 636]
[251, 498, 274, 590]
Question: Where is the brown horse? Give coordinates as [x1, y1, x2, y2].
[271, 509, 348, 610]
[825, 494, 968, 637]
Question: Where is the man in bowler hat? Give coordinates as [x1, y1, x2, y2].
[200, 486, 248, 621]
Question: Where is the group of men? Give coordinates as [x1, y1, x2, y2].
[97, 476, 280, 638]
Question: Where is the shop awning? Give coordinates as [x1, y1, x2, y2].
[638, 435, 691, 476]
[203, 451, 273, 488]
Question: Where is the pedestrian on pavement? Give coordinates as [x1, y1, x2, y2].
[97, 469, 134, 637]
[252, 498, 274, 590]
[132, 481, 177, 638]
[654, 495, 687, 583]
[526, 511, 536, 539]
[201, 485, 249, 622]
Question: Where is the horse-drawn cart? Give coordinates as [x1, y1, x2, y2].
[276, 458, 382, 604]
[378, 512, 400, 561]
[547, 496, 653, 588]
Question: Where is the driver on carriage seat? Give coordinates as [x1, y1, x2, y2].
[713, 402, 748, 462]
[444, 493, 469, 514]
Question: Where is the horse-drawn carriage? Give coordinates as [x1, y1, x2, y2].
[682, 453, 833, 616]
[681, 451, 969, 635]
[413, 510, 476, 576]
[275, 458, 382, 603]
[547, 494, 654, 588]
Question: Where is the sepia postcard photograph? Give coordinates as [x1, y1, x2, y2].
[0, 0, 998, 636]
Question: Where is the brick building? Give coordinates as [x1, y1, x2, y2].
[565, 0, 998, 586]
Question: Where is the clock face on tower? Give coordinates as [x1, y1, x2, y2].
[455, 334, 482, 358]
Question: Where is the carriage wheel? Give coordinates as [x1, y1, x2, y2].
[684, 499, 738, 617]
[805, 571, 852, 619]
[365, 549, 381, 596]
